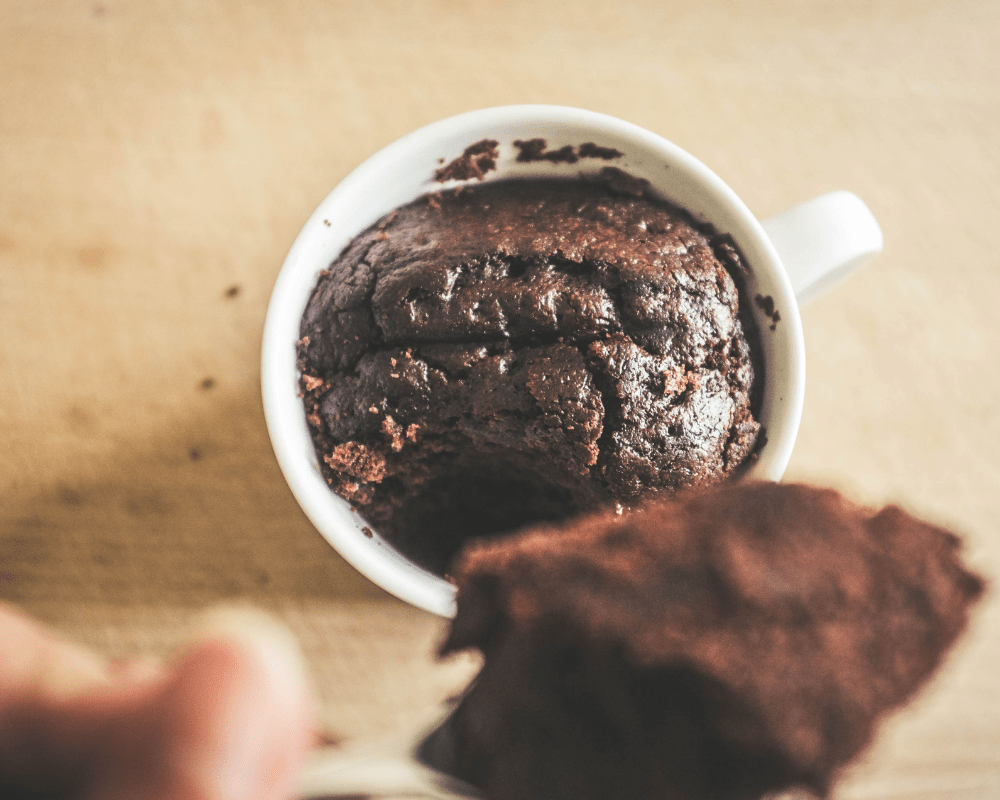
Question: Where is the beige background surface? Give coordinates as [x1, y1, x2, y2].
[2, 1, 998, 796]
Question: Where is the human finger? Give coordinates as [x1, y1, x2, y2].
[85, 608, 314, 800]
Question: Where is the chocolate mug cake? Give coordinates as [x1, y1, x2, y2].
[297, 175, 763, 573]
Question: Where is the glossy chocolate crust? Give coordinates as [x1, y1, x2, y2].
[440, 482, 984, 800]
[298, 178, 761, 573]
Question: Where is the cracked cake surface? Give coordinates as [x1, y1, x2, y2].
[297, 177, 762, 572]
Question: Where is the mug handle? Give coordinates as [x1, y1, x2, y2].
[760, 191, 884, 305]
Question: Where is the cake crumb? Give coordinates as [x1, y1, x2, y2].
[592, 166, 649, 197]
[755, 293, 781, 328]
[434, 139, 500, 182]
[324, 442, 386, 483]
[382, 415, 406, 452]
[578, 142, 624, 160]
[661, 366, 699, 395]
[514, 138, 578, 164]
[514, 139, 625, 164]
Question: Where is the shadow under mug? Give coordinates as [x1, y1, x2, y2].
[261, 105, 883, 617]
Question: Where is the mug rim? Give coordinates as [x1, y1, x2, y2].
[261, 104, 806, 617]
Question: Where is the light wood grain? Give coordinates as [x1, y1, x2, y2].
[2, 1, 998, 796]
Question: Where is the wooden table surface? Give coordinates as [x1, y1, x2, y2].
[2, 1, 998, 796]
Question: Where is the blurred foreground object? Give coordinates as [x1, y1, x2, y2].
[443, 482, 985, 800]
[0, 605, 313, 800]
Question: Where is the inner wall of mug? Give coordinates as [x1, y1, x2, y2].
[262, 106, 804, 617]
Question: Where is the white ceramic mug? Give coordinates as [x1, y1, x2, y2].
[261, 105, 883, 617]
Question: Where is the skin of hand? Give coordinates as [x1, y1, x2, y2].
[0, 603, 315, 800]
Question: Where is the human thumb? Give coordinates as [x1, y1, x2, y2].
[90, 607, 314, 800]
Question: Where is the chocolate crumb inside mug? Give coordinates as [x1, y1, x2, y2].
[261, 105, 883, 617]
